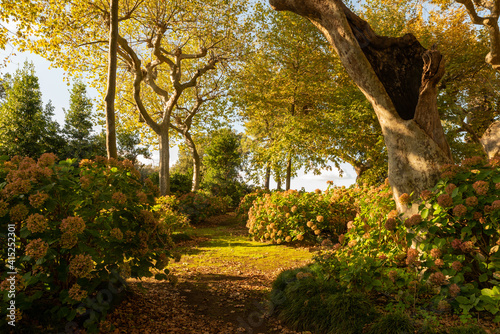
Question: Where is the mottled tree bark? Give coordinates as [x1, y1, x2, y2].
[481, 120, 500, 159]
[269, 0, 452, 213]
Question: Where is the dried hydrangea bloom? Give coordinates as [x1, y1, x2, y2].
[29, 191, 49, 208]
[60, 232, 78, 249]
[451, 239, 462, 250]
[10, 204, 29, 222]
[68, 283, 87, 302]
[69, 254, 95, 278]
[26, 213, 48, 234]
[460, 241, 474, 253]
[136, 191, 148, 204]
[59, 216, 86, 235]
[437, 194, 453, 208]
[437, 300, 450, 311]
[434, 259, 444, 267]
[429, 272, 446, 286]
[472, 180, 489, 196]
[449, 283, 460, 297]
[420, 190, 433, 201]
[453, 204, 467, 217]
[451, 261, 463, 272]
[80, 175, 92, 189]
[111, 192, 127, 205]
[399, 193, 410, 205]
[406, 248, 419, 266]
[37, 153, 57, 167]
[25, 238, 49, 260]
[445, 183, 457, 194]
[384, 218, 396, 230]
[430, 248, 442, 259]
[465, 196, 478, 207]
[404, 214, 422, 228]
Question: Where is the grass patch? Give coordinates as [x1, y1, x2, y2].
[270, 266, 377, 334]
[170, 223, 313, 275]
[366, 312, 415, 334]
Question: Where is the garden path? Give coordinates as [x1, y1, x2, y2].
[101, 213, 314, 334]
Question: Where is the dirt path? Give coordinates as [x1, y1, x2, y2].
[101, 213, 314, 334]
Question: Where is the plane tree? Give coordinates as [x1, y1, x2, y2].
[3, 0, 249, 195]
[269, 0, 455, 213]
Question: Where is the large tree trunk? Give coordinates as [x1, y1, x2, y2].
[285, 155, 292, 190]
[264, 163, 271, 190]
[480, 120, 500, 159]
[105, 0, 118, 159]
[269, 0, 452, 213]
[184, 132, 201, 191]
[158, 130, 170, 196]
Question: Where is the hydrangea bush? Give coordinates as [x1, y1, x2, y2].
[0, 155, 174, 332]
[246, 186, 356, 244]
[404, 156, 500, 321]
[176, 190, 232, 224]
[311, 156, 500, 323]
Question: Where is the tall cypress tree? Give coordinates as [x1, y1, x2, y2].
[62, 81, 105, 160]
[0, 61, 62, 158]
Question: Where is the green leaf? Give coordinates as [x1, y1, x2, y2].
[479, 273, 489, 282]
[428, 225, 439, 234]
[456, 296, 471, 304]
[421, 208, 429, 219]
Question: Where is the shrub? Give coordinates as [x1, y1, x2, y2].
[0, 155, 174, 332]
[270, 265, 376, 334]
[236, 189, 270, 222]
[246, 186, 356, 244]
[176, 191, 231, 224]
[404, 156, 500, 321]
[306, 157, 500, 323]
[153, 195, 190, 232]
[170, 172, 192, 195]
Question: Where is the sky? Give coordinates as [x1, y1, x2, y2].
[0, 39, 357, 192]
